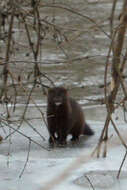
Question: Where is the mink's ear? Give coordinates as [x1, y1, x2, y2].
[48, 87, 54, 93]
[45, 87, 52, 96]
[48, 88, 51, 92]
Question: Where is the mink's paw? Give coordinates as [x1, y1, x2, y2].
[57, 140, 67, 147]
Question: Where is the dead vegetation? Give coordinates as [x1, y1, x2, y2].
[0, 0, 127, 189]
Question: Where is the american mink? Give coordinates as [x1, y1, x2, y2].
[47, 87, 94, 145]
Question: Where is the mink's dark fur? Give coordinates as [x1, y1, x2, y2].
[47, 87, 94, 145]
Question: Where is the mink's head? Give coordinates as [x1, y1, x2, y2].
[47, 87, 68, 106]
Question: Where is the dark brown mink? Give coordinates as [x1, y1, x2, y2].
[47, 87, 94, 145]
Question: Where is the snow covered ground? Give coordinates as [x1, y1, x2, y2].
[0, 105, 127, 190]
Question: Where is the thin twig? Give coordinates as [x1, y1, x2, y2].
[117, 150, 127, 179]
[19, 139, 31, 178]
[85, 175, 95, 190]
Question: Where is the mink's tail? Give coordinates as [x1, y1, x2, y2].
[83, 123, 94, 136]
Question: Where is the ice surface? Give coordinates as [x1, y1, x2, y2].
[0, 104, 127, 190]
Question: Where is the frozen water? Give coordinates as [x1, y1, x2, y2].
[0, 104, 127, 190]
